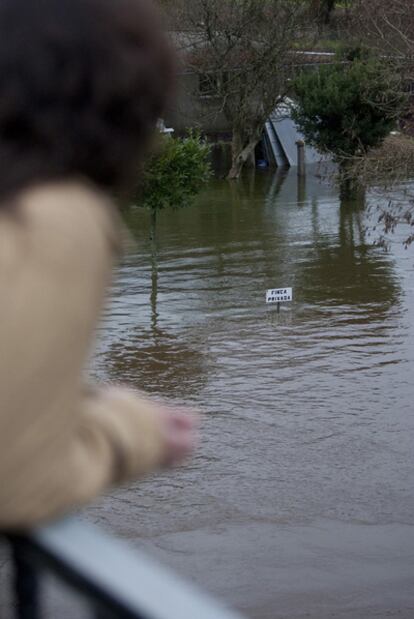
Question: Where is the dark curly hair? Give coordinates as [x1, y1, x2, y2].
[0, 0, 174, 200]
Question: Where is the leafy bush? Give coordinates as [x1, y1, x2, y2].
[291, 56, 406, 162]
[139, 132, 211, 212]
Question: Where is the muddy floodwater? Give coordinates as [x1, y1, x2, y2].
[84, 170, 414, 619]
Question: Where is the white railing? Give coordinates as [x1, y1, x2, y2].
[5, 517, 247, 619]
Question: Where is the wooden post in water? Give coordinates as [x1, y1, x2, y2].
[296, 140, 305, 178]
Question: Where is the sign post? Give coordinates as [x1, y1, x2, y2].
[266, 287, 293, 313]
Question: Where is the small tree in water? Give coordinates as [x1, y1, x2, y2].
[291, 51, 406, 190]
[134, 131, 211, 325]
[139, 131, 211, 240]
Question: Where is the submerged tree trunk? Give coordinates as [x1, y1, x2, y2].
[338, 160, 366, 202]
[227, 128, 262, 180]
[150, 242, 159, 331]
[227, 142, 257, 179]
[150, 209, 159, 330]
[149, 208, 157, 241]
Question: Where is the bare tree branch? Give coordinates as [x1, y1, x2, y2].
[162, 0, 310, 178]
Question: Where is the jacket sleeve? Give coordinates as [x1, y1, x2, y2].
[3, 384, 168, 529]
[72, 385, 167, 489]
[0, 183, 168, 529]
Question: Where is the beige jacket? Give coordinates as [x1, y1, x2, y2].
[0, 181, 166, 529]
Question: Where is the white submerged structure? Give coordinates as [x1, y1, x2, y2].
[264, 99, 323, 168]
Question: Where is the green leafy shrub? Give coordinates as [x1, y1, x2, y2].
[292, 56, 406, 162]
[139, 132, 211, 212]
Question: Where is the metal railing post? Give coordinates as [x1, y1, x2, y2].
[3, 518, 248, 619]
[9, 537, 41, 619]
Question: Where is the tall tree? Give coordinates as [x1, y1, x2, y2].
[348, 2, 414, 247]
[353, 0, 414, 61]
[292, 54, 405, 172]
[170, 0, 308, 179]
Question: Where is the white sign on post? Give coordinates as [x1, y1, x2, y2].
[266, 287, 293, 304]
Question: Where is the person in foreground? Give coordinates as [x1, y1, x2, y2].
[0, 0, 196, 529]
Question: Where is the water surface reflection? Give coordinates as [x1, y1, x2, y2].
[88, 169, 414, 619]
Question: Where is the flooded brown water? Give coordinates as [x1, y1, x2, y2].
[85, 169, 414, 619]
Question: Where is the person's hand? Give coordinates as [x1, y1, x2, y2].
[96, 385, 198, 468]
[157, 406, 198, 467]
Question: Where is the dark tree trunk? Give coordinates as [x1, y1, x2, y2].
[227, 128, 262, 180]
[149, 208, 157, 241]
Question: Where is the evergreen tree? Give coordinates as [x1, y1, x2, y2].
[292, 55, 405, 166]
